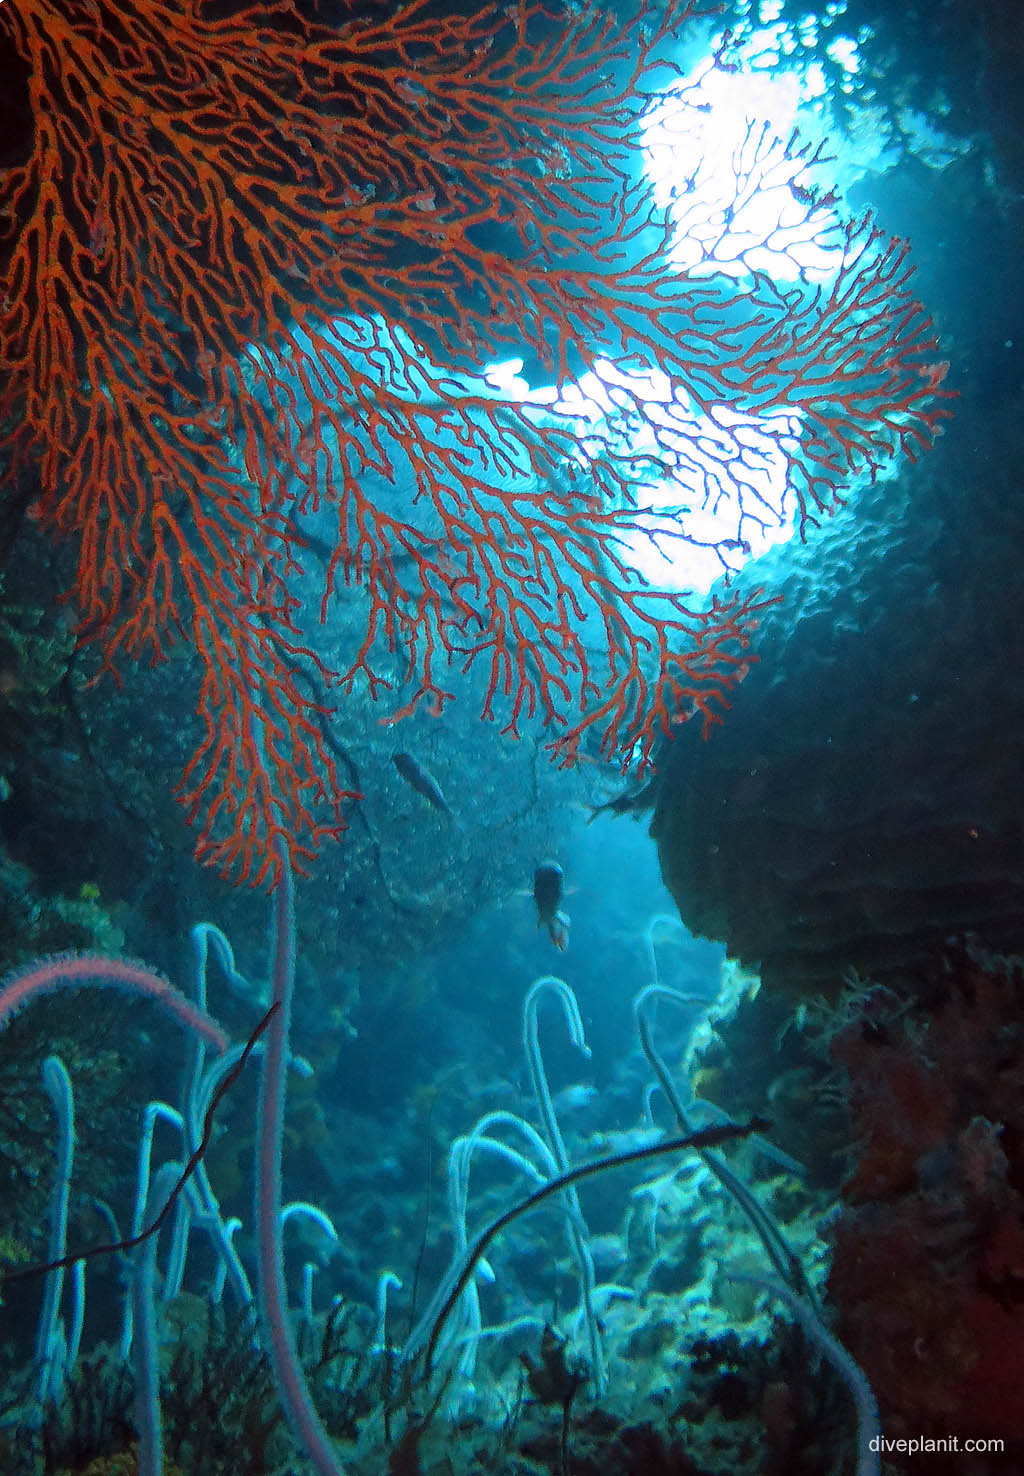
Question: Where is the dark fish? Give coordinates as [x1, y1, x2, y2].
[392, 751, 451, 815]
[533, 860, 570, 951]
[586, 774, 660, 823]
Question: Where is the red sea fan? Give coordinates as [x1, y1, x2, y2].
[0, 0, 949, 884]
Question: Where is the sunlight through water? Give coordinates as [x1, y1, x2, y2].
[489, 7, 870, 593]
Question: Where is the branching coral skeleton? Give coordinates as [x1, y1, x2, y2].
[0, 0, 950, 883]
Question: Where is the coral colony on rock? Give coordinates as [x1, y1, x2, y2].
[1, 0, 1021, 1473]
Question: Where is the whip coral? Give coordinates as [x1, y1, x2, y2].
[0, 0, 949, 884]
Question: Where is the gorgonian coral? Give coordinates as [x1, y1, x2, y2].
[0, 0, 948, 883]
